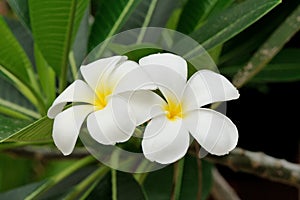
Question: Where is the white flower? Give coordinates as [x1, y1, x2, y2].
[116, 53, 240, 164]
[47, 56, 146, 155]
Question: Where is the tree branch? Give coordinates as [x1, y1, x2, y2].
[205, 148, 300, 187]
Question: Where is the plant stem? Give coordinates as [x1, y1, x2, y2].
[171, 158, 185, 200]
[112, 169, 117, 200]
[25, 156, 95, 200]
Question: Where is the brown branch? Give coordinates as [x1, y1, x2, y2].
[205, 148, 300, 187]
[211, 168, 241, 200]
[5, 145, 300, 188]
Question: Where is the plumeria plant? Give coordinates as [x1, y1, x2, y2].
[1, 0, 300, 199]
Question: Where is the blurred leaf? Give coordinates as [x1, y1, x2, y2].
[177, 0, 233, 34]
[0, 116, 52, 143]
[0, 154, 37, 192]
[179, 156, 213, 200]
[6, 0, 30, 29]
[143, 165, 174, 200]
[25, 156, 95, 200]
[88, 0, 142, 51]
[232, 4, 300, 87]
[190, 0, 281, 51]
[0, 181, 45, 199]
[86, 171, 145, 200]
[222, 49, 300, 83]
[29, 0, 89, 79]
[72, 5, 89, 70]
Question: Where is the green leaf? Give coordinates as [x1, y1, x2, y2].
[86, 171, 146, 200]
[0, 17, 37, 92]
[0, 18, 45, 114]
[0, 116, 52, 143]
[123, 0, 180, 44]
[222, 49, 300, 83]
[0, 181, 45, 199]
[0, 98, 40, 120]
[189, 0, 281, 51]
[177, 0, 233, 34]
[232, 4, 300, 87]
[34, 45, 56, 109]
[179, 156, 213, 200]
[0, 74, 35, 110]
[0, 154, 38, 192]
[0, 115, 32, 142]
[29, 0, 89, 91]
[6, 0, 30, 29]
[143, 165, 174, 200]
[88, 0, 142, 51]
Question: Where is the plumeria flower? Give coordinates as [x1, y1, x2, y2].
[47, 56, 148, 155]
[115, 53, 240, 164]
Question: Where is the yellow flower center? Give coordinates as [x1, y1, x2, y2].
[164, 100, 183, 121]
[94, 87, 112, 110]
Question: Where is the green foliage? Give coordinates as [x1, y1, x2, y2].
[88, 0, 141, 51]
[0, 116, 52, 143]
[1, 0, 299, 198]
[190, 0, 281, 50]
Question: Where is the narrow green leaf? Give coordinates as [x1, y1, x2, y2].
[189, 0, 281, 52]
[0, 116, 52, 143]
[88, 0, 142, 51]
[221, 49, 300, 83]
[233, 4, 300, 87]
[0, 17, 38, 91]
[29, 0, 89, 91]
[0, 66, 45, 114]
[34, 44, 56, 109]
[177, 0, 233, 34]
[24, 156, 95, 200]
[63, 166, 109, 200]
[6, 0, 30, 29]
[0, 98, 40, 120]
[0, 75, 35, 111]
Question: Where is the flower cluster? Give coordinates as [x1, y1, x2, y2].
[47, 53, 239, 164]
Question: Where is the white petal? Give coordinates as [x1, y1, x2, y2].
[184, 108, 238, 155]
[109, 60, 139, 86]
[52, 105, 94, 155]
[141, 65, 186, 104]
[182, 70, 240, 111]
[80, 56, 127, 91]
[113, 67, 156, 95]
[47, 80, 95, 118]
[139, 53, 187, 80]
[122, 90, 166, 125]
[142, 116, 190, 164]
[87, 95, 135, 145]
